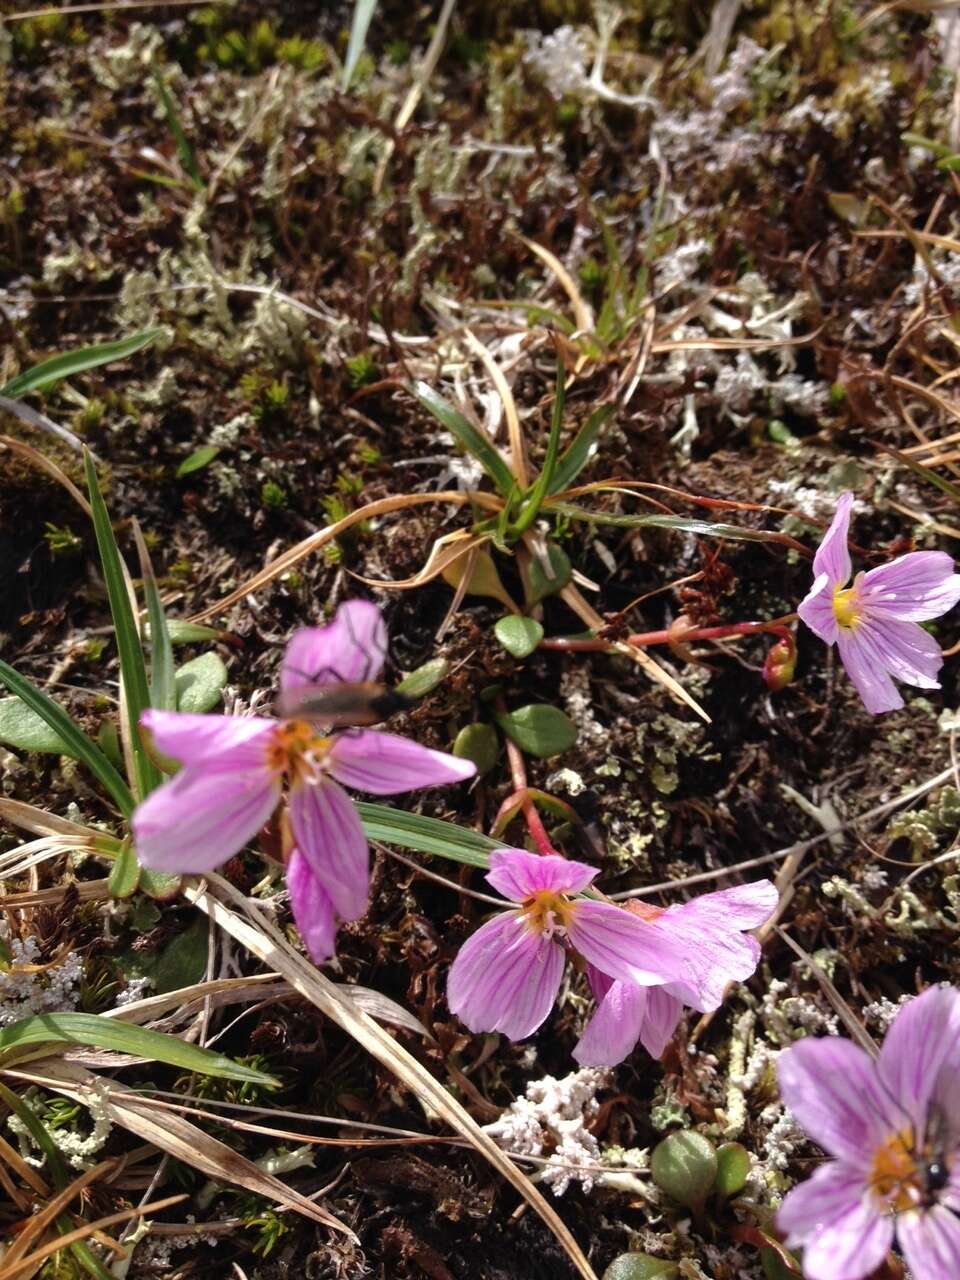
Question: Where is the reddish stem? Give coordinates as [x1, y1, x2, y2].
[539, 615, 797, 653]
[499, 701, 561, 857]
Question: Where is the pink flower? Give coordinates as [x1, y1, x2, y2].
[446, 850, 776, 1052]
[799, 492, 960, 714]
[447, 849, 691, 1041]
[132, 600, 475, 962]
[777, 985, 960, 1280]
[573, 882, 779, 1067]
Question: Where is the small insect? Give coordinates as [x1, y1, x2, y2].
[917, 1102, 954, 1206]
[274, 681, 413, 728]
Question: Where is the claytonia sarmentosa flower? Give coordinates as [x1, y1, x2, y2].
[798, 491, 960, 714]
[132, 600, 475, 963]
[447, 847, 776, 1063]
[778, 985, 960, 1280]
[573, 881, 778, 1066]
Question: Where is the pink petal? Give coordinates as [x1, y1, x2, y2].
[878, 987, 960, 1133]
[837, 615, 943, 714]
[777, 1162, 893, 1280]
[898, 1206, 960, 1280]
[798, 572, 840, 645]
[133, 767, 281, 873]
[326, 729, 476, 794]
[140, 709, 276, 769]
[574, 979, 650, 1067]
[812, 491, 854, 585]
[566, 899, 683, 987]
[288, 777, 369, 920]
[287, 850, 338, 963]
[654, 881, 778, 1010]
[777, 1039, 901, 1165]
[485, 849, 598, 902]
[641, 989, 685, 1058]
[835, 626, 904, 713]
[447, 912, 564, 1040]
[859, 551, 960, 622]
[280, 600, 387, 693]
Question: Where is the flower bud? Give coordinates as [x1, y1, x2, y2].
[762, 633, 796, 692]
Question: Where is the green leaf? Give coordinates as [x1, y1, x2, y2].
[452, 722, 500, 775]
[603, 1256, 679, 1280]
[495, 704, 577, 758]
[107, 842, 141, 899]
[85, 452, 161, 801]
[175, 651, 228, 713]
[357, 802, 503, 868]
[161, 620, 221, 645]
[0, 1012, 278, 1086]
[526, 542, 572, 604]
[153, 69, 203, 189]
[494, 615, 543, 658]
[549, 405, 614, 494]
[0, 696, 73, 755]
[139, 867, 183, 901]
[650, 1131, 717, 1212]
[511, 361, 565, 534]
[411, 381, 517, 497]
[343, 0, 379, 90]
[0, 661, 133, 816]
[395, 658, 449, 698]
[0, 329, 165, 399]
[714, 1141, 751, 1197]
[134, 522, 175, 712]
[176, 445, 219, 478]
[96, 719, 124, 771]
[122, 915, 207, 994]
[550, 503, 802, 546]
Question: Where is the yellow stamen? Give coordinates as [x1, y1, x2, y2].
[520, 890, 576, 938]
[265, 719, 333, 781]
[869, 1128, 924, 1212]
[832, 584, 861, 629]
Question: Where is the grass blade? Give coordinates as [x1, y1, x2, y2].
[0, 661, 133, 816]
[548, 502, 805, 547]
[411, 381, 516, 497]
[132, 520, 176, 711]
[511, 360, 566, 535]
[342, 0, 378, 90]
[0, 1012, 279, 1086]
[152, 69, 203, 189]
[0, 329, 165, 400]
[356, 802, 502, 867]
[548, 405, 615, 495]
[877, 441, 960, 505]
[84, 452, 161, 800]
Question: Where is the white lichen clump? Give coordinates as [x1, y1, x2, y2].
[0, 935, 82, 1027]
[485, 1067, 611, 1195]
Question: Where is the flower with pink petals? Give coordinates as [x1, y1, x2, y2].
[447, 850, 776, 1054]
[777, 985, 960, 1280]
[133, 600, 475, 962]
[573, 881, 778, 1067]
[799, 492, 960, 714]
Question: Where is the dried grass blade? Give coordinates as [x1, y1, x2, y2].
[349, 532, 487, 590]
[0, 436, 92, 512]
[6, 1059, 353, 1238]
[184, 877, 598, 1280]
[0, 800, 101, 839]
[186, 490, 485, 623]
[521, 237, 594, 335]
[0, 1161, 113, 1269]
[463, 329, 529, 488]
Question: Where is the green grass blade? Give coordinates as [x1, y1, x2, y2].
[153, 70, 203, 189]
[547, 502, 804, 547]
[0, 1013, 279, 1086]
[0, 328, 165, 400]
[343, 0, 378, 90]
[548, 405, 615, 494]
[357, 802, 503, 868]
[0, 660, 133, 817]
[878, 441, 960, 505]
[511, 360, 566, 535]
[84, 452, 161, 800]
[411, 381, 516, 497]
[133, 520, 176, 711]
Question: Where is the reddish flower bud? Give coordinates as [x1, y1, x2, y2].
[763, 633, 796, 692]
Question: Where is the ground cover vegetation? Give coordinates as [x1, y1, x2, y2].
[3, 1, 960, 1277]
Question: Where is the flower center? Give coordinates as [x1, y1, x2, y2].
[832, 584, 862, 628]
[520, 890, 576, 939]
[869, 1129, 926, 1213]
[265, 719, 333, 783]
